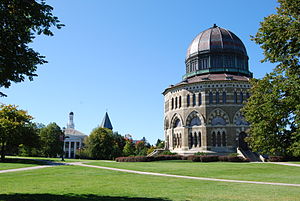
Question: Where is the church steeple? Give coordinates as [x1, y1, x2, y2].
[100, 112, 113, 130]
[67, 112, 75, 129]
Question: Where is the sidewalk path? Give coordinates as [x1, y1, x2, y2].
[0, 161, 68, 174]
[269, 162, 300, 167]
[0, 165, 53, 173]
[73, 163, 300, 187]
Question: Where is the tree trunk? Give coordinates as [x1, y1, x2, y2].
[1, 142, 5, 162]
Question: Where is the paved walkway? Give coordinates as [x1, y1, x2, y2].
[73, 163, 300, 187]
[0, 165, 53, 173]
[269, 162, 300, 167]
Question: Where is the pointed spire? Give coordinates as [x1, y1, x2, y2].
[67, 112, 75, 129]
[100, 112, 113, 130]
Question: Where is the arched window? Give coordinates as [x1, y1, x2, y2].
[187, 95, 190, 107]
[179, 134, 182, 147]
[211, 117, 226, 126]
[179, 96, 182, 108]
[190, 116, 201, 127]
[212, 132, 216, 146]
[234, 92, 237, 104]
[175, 97, 178, 109]
[174, 119, 181, 128]
[173, 135, 177, 146]
[198, 132, 201, 147]
[192, 94, 196, 106]
[216, 92, 220, 104]
[194, 132, 198, 147]
[189, 132, 193, 148]
[217, 131, 221, 146]
[198, 93, 202, 106]
[240, 92, 243, 103]
[222, 92, 226, 104]
[171, 98, 174, 109]
[222, 131, 226, 146]
[209, 92, 213, 104]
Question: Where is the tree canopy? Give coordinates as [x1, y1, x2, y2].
[39, 122, 63, 157]
[0, 104, 33, 161]
[0, 0, 64, 96]
[243, 0, 300, 157]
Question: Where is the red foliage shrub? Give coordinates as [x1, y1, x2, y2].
[227, 156, 248, 162]
[115, 156, 152, 162]
[268, 156, 286, 162]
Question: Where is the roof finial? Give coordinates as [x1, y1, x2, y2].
[213, 23, 217, 28]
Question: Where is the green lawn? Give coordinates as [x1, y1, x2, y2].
[0, 165, 299, 201]
[87, 160, 300, 184]
[0, 158, 50, 170]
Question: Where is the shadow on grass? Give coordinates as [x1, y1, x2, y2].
[0, 158, 50, 165]
[0, 194, 171, 201]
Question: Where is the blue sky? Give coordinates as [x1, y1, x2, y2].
[1, 0, 278, 144]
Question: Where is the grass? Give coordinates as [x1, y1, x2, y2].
[0, 165, 300, 201]
[87, 160, 300, 184]
[0, 158, 50, 170]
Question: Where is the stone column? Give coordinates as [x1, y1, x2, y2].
[73, 142, 77, 158]
[198, 132, 201, 147]
[181, 127, 189, 150]
[68, 141, 71, 158]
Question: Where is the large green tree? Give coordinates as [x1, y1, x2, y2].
[242, 0, 300, 156]
[0, 104, 33, 161]
[0, 0, 63, 96]
[39, 122, 63, 157]
[86, 127, 124, 160]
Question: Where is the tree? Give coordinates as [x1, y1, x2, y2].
[86, 127, 115, 160]
[18, 122, 42, 156]
[242, 0, 300, 156]
[0, 0, 64, 96]
[156, 139, 165, 149]
[0, 104, 33, 161]
[135, 141, 148, 156]
[39, 122, 63, 157]
[123, 140, 135, 156]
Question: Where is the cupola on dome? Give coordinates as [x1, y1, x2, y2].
[184, 24, 252, 79]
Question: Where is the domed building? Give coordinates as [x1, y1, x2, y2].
[163, 25, 251, 155]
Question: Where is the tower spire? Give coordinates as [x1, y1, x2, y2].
[100, 112, 113, 130]
[67, 112, 75, 129]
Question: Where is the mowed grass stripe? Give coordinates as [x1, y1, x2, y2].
[0, 165, 299, 201]
[86, 160, 300, 184]
[74, 163, 300, 187]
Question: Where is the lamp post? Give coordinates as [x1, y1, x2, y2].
[60, 127, 69, 161]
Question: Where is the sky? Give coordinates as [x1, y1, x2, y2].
[1, 0, 278, 144]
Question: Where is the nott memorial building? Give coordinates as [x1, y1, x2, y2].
[163, 24, 251, 155]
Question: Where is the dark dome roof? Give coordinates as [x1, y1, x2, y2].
[69, 112, 74, 115]
[184, 24, 252, 79]
[186, 24, 247, 59]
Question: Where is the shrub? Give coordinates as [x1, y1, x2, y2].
[228, 153, 239, 157]
[227, 156, 248, 162]
[218, 155, 228, 162]
[116, 156, 152, 162]
[194, 152, 207, 156]
[189, 155, 219, 162]
[200, 155, 219, 162]
[268, 156, 286, 162]
[159, 150, 177, 155]
[154, 155, 182, 161]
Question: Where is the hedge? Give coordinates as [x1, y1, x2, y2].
[116, 155, 249, 162]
